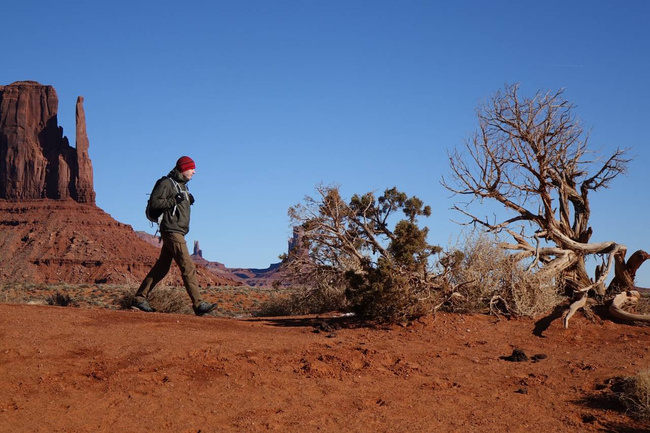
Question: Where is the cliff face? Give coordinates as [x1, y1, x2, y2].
[0, 81, 95, 203]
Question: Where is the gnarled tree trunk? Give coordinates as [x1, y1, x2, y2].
[565, 249, 650, 327]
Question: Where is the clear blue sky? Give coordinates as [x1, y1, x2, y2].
[3, 1, 649, 285]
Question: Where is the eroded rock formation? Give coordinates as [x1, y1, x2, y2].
[0, 81, 95, 203]
[74, 96, 95, 203]
[193, 240, 203, 258]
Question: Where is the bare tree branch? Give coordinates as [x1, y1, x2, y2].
[442, 83, 633, 297]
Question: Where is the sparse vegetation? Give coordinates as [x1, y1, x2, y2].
[0, 283, 278, 317]
[438, 232, 564, 317]
[118, 287, 190, 314]
[276, 183, 565, 323]
[618, 370, 650, 421]
[279, 184, 441, 323]
[254, 286, 348, 317]
[46, 291, 76, 307]
[0, 283, 32, 304]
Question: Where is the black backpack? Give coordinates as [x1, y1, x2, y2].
[145, 176, 181, 225]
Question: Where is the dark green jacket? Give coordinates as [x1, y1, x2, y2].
[149, 168, 192, 235]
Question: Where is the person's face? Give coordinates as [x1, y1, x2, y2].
[181, 168, 195, 180]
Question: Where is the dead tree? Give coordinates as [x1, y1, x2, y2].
[606, 249, 650, 323]
[442, 83, 645, 325]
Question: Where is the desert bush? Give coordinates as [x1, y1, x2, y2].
[438, 232, 563, 317]
[118, 291, 136, 310]
[345, 258, 441, 323]
[46, 291, 76, 307]
[254, 285, 348, 317]
[149, 287, 192, 314]
[253, 295, 294, 317]
[275, 250, 352, 317]
[619, 370, 650, 421]
[119, 286, 192, 314]
[0, 284, 28, 304]
[280, 185, 440, 323]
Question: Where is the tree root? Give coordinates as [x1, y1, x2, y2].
[564, 290, 650, 327]
[564, 249, 650, 328]
[608, 290, 650, 323]
[563, 293, 588, 328]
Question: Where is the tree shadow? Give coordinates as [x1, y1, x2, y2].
[598, 423, 650, 433]
[573, 377, 650, 432]
[533, 303, 619, 337]
[533, 304, 566, 337]
[246, 315, 374, 332]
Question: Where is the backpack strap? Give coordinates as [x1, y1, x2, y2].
[167, 176, 185, 217]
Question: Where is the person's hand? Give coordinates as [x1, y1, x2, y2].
[175, 193, 185, 204]
[189, 193, 195, 205]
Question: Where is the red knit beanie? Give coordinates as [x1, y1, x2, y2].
[176, 156, 196, 172]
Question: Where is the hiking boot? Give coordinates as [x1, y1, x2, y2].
[131, 299, 156, 313]
[193, 301, 217, 316]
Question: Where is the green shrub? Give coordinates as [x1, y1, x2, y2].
[281, 185, 440, 324]
[345, 258, 439, 323]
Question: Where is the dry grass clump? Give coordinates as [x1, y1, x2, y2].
[634, 296, 650, 315]
[619, 369, 650, 421]
[0, 283, 32, 304]
[440, 233, 563, 317]
[117, 290, 136, 310]
[46, 291, 76, 307]
[148, 287, 192, 314]
[119, 286, 192, 315]
[254, 286, 348, 317]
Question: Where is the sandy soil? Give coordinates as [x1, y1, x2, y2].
[1, 303, 649, 433]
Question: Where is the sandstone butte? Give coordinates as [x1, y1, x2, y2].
[0, 81, 237, 286]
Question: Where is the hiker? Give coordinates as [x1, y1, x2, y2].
[132, 156, 217, 316]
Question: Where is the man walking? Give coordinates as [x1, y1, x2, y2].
[132, 156, 217, 316]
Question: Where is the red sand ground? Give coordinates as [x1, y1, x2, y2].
[1, 303, 649, 432]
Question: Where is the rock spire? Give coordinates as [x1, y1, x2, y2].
[0, 81, 95, 203]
